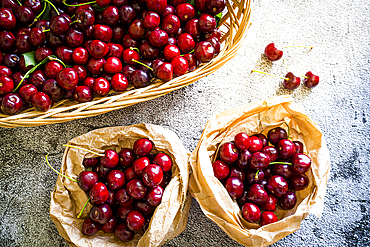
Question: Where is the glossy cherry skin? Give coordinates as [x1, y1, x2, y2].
[212, 160, 229, 180]
[304, 71, 319, 88]
[292, 153, 311, 174]
[149, 29, 169, 47]
[29, 28, 45, 47]
[283, 72, 301, 90]
[82, 218, 101, 236]
[119, 5, 136, 25]
[185, 19, 200, 39]
[115, 222, 135, 242]
[194, 41, 215, 63]
[46, 32, 65, 49]
[16, 6, 36, 26]
[0, 8, 16, 29]
[266, 175, 288, 198]
[164, 45, 180, 61]
[31, 92, 52, 112]
[272, 163, 293, 179]
[249, 152, 271, 170]
[290, 173, 309, 190]
[260, 211, 278, 226]
[106, 189, 117, 208]
[156, 62, 173, 81]
[104, 57, 123, 74]
[127, 179, 147, 199]
[253, 134, 268, 148]
[93, 24, 113, 42]
[140, 42, 160, 60]
[264, 43, 283, 61]
[229, 167, 245, 182]
[133, 138, 153, 156]
[103, 6, 119, 25]
[72, 65, 87, 82]
[0, 76, 14, 95]
[65, 29, 84, 48]
[123, 48, 140, 65]
[224, 177, 244, 199]
[83, 157, 100, 168]
[57, 68, 78, 90]
[267, 127, 287, 145]
[29, 69, 46, 90]
[117, 204, 134, 221]
[41, 79, 64, 102]
[175, 3, 195, 22]
[261, 146, 278, 162]
[198, 14, 216, 34]
[116, 188, 133, 206]
[177, 33, 195, 53]
[107, 43, 124, 58]
[50, 15, 70, 35]
[152, 153, 172, 172]
[234, 132, 250, 150]
[44, 61, 63, 79]
[146, 185, 163, 207]
[143, 11, 160, 30]
[207, 0, 226, 15]
[93, 77, 110, 96]
[171, 56, 188, 76]
[0, 31, 15, 51]
[0, 66, 12, 77]
[110, 73, 128, 92]
[125, 167, 140, 182]
[242, 203, 261, 223]
[83, 77, 95, 90]
[293, 141, 304, 153]
[132, 157, 150, 176]
[147, 0, 167, 14]
[279, 191, 297, 210]
[260, 194, 278, 211]
[89, 182, 109, 204]
[128, 19, 145, 39]
[19, 84, 37, 103]
[135, 200, 154, 215]
[78, 171, 98, 191]
[90, 40, 109, 58]
[237, 149, 251, 170]
[1, 93, 24, 115]
[119, 148, 136, 166]
[90, 204, 113, 225]
[35, 47, 54, 63]
[219, 142, 239, 163]
[101, 149, 119, 168]
[3, 54, 19, 71]
[162, 14, 180, 36]
[72, 47, 89, 64]
[126, 210, 145, 231]
[245, 168, 264, 184]
[87, 58, 105, 75]
[16, 34, 33, 53]
[102, 215, 118, 233]
[247, 183, 268, 205]
[76, 9, 95, 29]
[142, 164, 163, 188]
[107, 170, 126, 191]
[277, 139, 296, 160]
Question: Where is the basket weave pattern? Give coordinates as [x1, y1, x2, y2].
[0, 0, 251, 128]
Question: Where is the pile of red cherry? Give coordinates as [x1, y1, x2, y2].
[53, 138, 173, 241]
[0, 0, 225, 115]
[212, 126, 311, 226]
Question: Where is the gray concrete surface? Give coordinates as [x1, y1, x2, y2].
[1, 0, 370, 246]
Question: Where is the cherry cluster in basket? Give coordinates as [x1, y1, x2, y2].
[212, 126, 311, 226]
[49, 138, 173, 241]
[0, 0, 225, 115]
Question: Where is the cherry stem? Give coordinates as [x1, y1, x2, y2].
[283, 122, 292, 140]
[251, 70, 289, 81]
[77, 198, 90, 218]
[15, 0, 22, 6]
[269, 161, 292, 166]
[44, 0, 59, 16]
[129, 47, 140, 53]
[42, 29, 50, 32]
[254, 170, 259, 180]
[62, 144, 105, 157]
[45, 154, 78, 183]
[48, 56, 67, 68]
[63, 0, 96, 7]
[189, 49, 194, 54]
[36, 2, 47, 19]
[70, 20, 80, 25]
[132, 59, 153, 71]
[282, 45, 313, 49]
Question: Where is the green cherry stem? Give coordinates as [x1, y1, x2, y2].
[44, 0, 59, 15]
[62, 144, 105, 157]
[269, 161, 292, 166]
[132, 59, 153, 71]
[77, 198, 91, 218]
[45, 155, 78, 183]
[251, 70, 289, 81]
[281, 45, 313, 50]
[254, 170, 259, 180]
[70, 19, 81, 25]
[129, 47, 140, 53]
[15, 0, 22, 6]
[48, 56, 67, 68]
[36, 2, 47, 19]
[283, 122, 293, 140]
[63, 0, 97, 7]
[42, 29, 50, 32]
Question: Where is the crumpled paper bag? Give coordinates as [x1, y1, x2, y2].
[189, 95, 330, 246]
[50, 123, 192, 247]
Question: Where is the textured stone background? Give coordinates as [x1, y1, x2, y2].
[0, 0, 370, 246]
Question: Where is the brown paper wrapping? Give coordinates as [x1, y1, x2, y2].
[50, 123, 192, 247]
[189, 95, 330, 246]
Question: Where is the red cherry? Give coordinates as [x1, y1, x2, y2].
[132, 157, 150, 176]
[264, 43, 283, 61]
[89, 182, 109, 204]
[242, 203, 261, 223]
[234, 132, 250, 150]
[0, 76, 14, 95]
[260, 211, 278, 226]
[111, 73, 129, 92]
[152, 153, 172, 172]
[304, 71, 319, 88]
[93, 77, 111, 96]
[283, 72, 301, 90]
[104, 57, 122, 74]
[224, 177, 244, 199]
[101, 149, 119, 168]
[31, 92, 52, 112]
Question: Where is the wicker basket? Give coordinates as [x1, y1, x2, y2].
[0, 0, 251, 128]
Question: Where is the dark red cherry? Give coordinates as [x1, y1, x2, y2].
[55, 46, 73, 64]
[171, 56, 188, 76]
[0, 66, 12, 77]
[224, 177, 243, 199]
[207, 0, 226, 15]
[111, 73, 129, 92]
[219, 142, 239, 163]
[146, 185, 163, 207]
[103, 6, 119, 25]
[266, 175, 288, 198]
[185, 19, 200, 39]
[102, 215, 118, 233]
[279, 191, 297, 210]
[44, 61, 63, 79]
[1, 93, 23, 115]
[101, 149, 119, 168]
[267, 127, 287, 145]
[96, 0, 111, 8]
[147, 0, 167, 14]
[261, 146, 278, 162]
[123, 48, 140, 65]
[106, 189, 118, 207]
[249, 152, 271, 170]
[183, 53, 198, 71]
[260, 194, 278, 211]
[87, 58, 105, 75]
[177, 33, 195, 53]
[93, 24, 113, 42]
[248, 136, 264, 153]
[72, 65, 87, 81]
[0, 8, 16, 29]
[93, 77, 110, 95]
[242, 203, 261, 223]
[73, 86, 93, 103]
[57, 68, 78, 90]
[90, 204, 113, 225]
[29, 69, 46, 90]
[127, 179, 147, 199]
[162, 5, 175, 18]
[112, 25, 125, 43]
[139, 41, 159, 60]
[132, 157, 150, 176]
[151, 58, 164, 76]
[304, 71, 319, 88]
[124, 166, 140, 182]
[293, 141, 304, 153]
[212, 160, 229, 180]
[135, 200, 154, 215]
[116, 188, 133, 206]
[107, 170, 126, 191]
[50, 15, 70, 35]
[252, 134, 268, 147]
[131, 69, 150, 88]
[89, 182, 109, 204]
[119, 148, 136, 167]
[76, 9, 95, 28]
[194, 0, 207, 12]
[19, 84, 37, 103]
[143, 11, 160, 30]
[82, 218, 101, 236]
[283, 72, 301, 90]
[236, 190, 248, 207]
[34, 19, 49, 31]
[83, 157, 100, 168]
[43, 79, 64, 101]
[1, 0, 18, 11]
[229, 167, 245, 182]
[104, 57, 122, 74]
[29, 28, 45, 47]
[15, 6, 34, 26]
[149, 29, 169, 47]
[78, 171, 98, 191]
[65, 29, 84, 48]
[162, 14, 180, 36]
[277, 139, 296, 160]
[264, 43, 283, 61]
[194, 41, 215, 63]
[290, 173, 309, 190]
[164, 45, 180, 62]
[115, 223, 135, 242]
[117, 204, 134, 221]
[46, 32, 65, 49]
[2, 54, 18, 71]
[126, 210, 145, 231]
[82, 77, 95, 90]
[245, 168, 264, 184]
[260, 211, 278, 226]
[272, 164, 293, 180]
[133, 138, 153, 156]
[237, 149, 251, 170]
[247, 183, 268, 205]
[31, 92, 52, 112]
[234, 132, 250, 150]
[0, 76, 14, 95]
[35, 47, 53, 63]
[291, 153, 311, 174]
[128, 19, 145, 39]
[16, 34, 33, 53]
[175, 3, 195, 22]
[89, 40, 109, 59]
[142, 164, 163, 188]
[198, 14, 216, 34]
[0, 31, 15, 51]
[205, 28, 222, 41]
[152, 153, 172, 172]
[12, 72, 28, 88]
[156, 62, 173, 81]
[119, 5, 136, 25]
